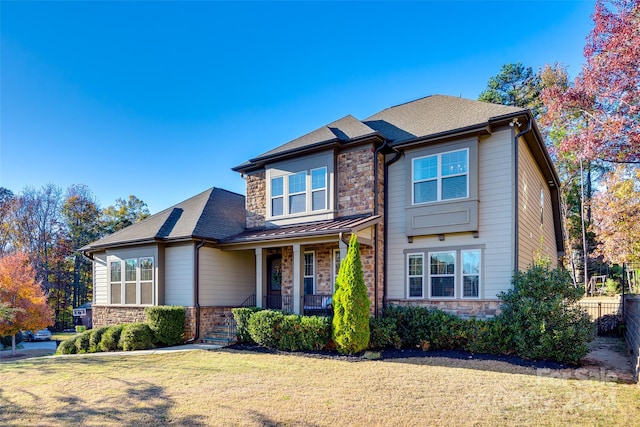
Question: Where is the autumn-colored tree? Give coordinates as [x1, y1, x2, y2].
[542, 0, 640, 163]
[0, 252, 53, 355]
[592, 165, 640, 265]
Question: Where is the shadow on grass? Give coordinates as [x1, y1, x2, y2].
[0, 374, 207, 426]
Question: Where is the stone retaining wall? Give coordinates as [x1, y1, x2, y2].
[624, 295, 640, 383]
[184, 306, 235, 341]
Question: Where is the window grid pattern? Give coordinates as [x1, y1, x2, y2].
[408, 254, 424, 298]
[429, 252, 456, 298]
[413, 149, 468, 204]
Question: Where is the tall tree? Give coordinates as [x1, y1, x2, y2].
[542, 0, 640, 163]
[101, 195, 150, 235]
[0, 188, 16, 255]
[478, 62, 543, 117]
[0, 253, 54, 355]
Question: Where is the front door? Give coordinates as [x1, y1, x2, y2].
[266, 255, 282, 309]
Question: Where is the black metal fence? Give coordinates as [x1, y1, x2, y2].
[578, 301, 623, 335]
[263, 294, 332, 316]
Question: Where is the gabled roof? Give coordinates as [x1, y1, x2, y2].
[219, 214, 381, 245]
[81, 188, 245, 253]
[233, 95, 526, 173]
[364, 95, 525, 144]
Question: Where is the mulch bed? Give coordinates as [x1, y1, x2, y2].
[223, 343, 573, 370]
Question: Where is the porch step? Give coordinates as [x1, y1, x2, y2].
[202, 324, 237, 347]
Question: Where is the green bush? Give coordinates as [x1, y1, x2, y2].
[119, 322, 157, 351]
[88, 327, 109, 353]
[247, 310, 285, 348]
[57, 338, 77, 355]
[144, 306, 185, 346]
[75, 331, 92, 354]
[332, 234, 370, 354]
[99, 325, 125, 352]
[369, 317, 401, 349]
[277, 315, 331, 351]
[232, 307, 262, 343]
[498, 264, 594, 364]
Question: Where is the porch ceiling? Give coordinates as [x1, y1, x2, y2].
[218, 214, 380, 246]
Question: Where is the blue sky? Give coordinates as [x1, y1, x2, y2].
[1, 0, 595, 214]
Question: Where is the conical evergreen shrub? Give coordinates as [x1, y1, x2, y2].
[332, 234, 370, 354]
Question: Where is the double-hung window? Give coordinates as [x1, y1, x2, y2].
[461, 250, 480, 298]
[109, 257, 154, 305]
[413, 149, 468, 204]
[408, 253, 424, 298]
[429, 251, 456, 298]
[270, 167, 328, 217]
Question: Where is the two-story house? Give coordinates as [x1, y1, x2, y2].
[82, 95, 563, 340]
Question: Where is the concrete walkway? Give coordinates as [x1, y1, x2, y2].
[581, 336, 636, 384]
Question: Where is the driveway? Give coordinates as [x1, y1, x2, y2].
[23, 340, 57, 350]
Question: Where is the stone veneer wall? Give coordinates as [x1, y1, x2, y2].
[245, 171, 266, 228]
[92, 305, 147, 328]
[386, 299, 502, 319]
[624, 295, 640, 383]
[337, 146, 375, 216]
[184, 306, 235, 341]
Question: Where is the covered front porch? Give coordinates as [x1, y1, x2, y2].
[219, 215, 381, 316]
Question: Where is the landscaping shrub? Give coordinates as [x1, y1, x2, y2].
[57, 338, 77, 355]
[498, 264, 594, 364]
[231, 307, 262, 343]
[247, 310, 284, 348]
[75, 331, 92, 354]
[368, 317, 401, 349]
[277, 315, 331, 351]
[119, 322, 157, 351]
[332, 234, 370, 354]
[144, 306, 185, 346]
[88, 327, 109, 353]
[99, 325, 125, 352]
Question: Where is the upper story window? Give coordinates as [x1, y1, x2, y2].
[270, 167, 328, 217]
[412, 148, 468, 204]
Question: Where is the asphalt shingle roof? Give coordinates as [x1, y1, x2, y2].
[81, 188, 245, 252]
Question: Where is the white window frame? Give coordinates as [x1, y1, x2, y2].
[428, 251, 456, 299]
[108, 256, 155, 306]
[540, 188, 545, 226]
[303, 251, 315, 295]
[461, 249, 481, 299]
[412, 148, 469, 205]
[270, 176, 284, 217]
[311, 167, 327, 212]
[407, 253, 424, 299]
[332, 248, 341, 292]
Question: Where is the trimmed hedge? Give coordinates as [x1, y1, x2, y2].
[75, 331, 92, 354]
[246, 310, 330, 351]
[232, 307, 263, 343]
[88, 326, 109, 353]
[368, 317, 401, 349]
[57, 337, 77, 355]
[145, 306, 185, 346]
[99, 325, 125, 352]
[119, 322, 157, 351]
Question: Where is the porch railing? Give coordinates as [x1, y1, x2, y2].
[263, 294, 332, 316]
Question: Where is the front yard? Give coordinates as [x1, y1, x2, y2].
[1, 349, 639, 426]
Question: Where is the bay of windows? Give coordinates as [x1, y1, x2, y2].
[110, 257, 154, 305]
[413, 149, 468, 204]
[406, 248, 481, 299]
[270, 167, 327, 217]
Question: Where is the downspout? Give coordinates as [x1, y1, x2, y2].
[187, 239, 205, 343]
[382, 144, 402, 312]
[513, 117, 532, 272]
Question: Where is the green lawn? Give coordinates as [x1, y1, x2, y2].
[1, 349, 639, 426]
[50, 332, 79, 341]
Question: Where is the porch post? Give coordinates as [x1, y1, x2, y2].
[255, 247, 263, 308]
[292, 243, 301, 314]
[339, 238, 348, 262]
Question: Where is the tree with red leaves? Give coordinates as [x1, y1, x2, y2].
[0, 252, 53, 355]
[542, 0, 640, 163]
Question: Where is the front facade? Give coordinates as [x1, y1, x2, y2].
[84, 95, 564, 339]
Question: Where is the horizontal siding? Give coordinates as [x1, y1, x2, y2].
[94, 252, 108, 304]
[165, 244, 194, 306]
[386, 130, 514, 300]
[199, 248, 255, 306]
[517, 138, 558, 269]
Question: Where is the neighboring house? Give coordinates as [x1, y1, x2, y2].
[83, 95, 564, 339]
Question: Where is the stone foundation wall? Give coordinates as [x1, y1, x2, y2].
[92, 305, 147, 328]
[184, 306, 235, 341]
[386, 299, 501, 319]
[624, 295, 640, 383]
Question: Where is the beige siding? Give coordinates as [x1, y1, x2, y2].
[517, 137, 558, 269]
[93, 252, 108, 304]
[165, 244, 194, 306]
[199, 248, 255, 306]
[386, 129, 514, 300]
